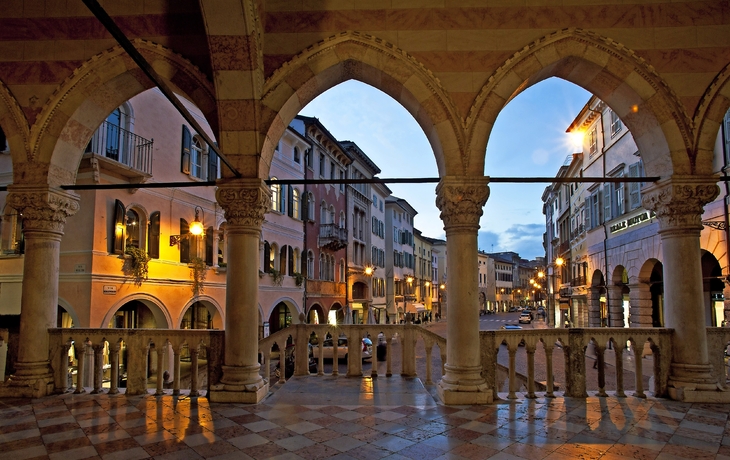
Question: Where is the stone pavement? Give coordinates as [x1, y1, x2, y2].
[2, 377, 730, 460]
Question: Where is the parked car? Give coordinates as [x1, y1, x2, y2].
[518, 311, 532, 324]
[500, 324, 523, 330]
[509, 307, 518, 312]
[320, 336, 373, 361]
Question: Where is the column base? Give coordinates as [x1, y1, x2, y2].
[438, 363, 492, 405]
[208, 364, 269, 403]
[0, 361, 55, 398]
[668, 385, 730, 403]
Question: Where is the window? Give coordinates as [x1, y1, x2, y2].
[628, 161, 644, 210]
[589, 127, 597, 155]
[319, 253, 325, 280]
[293, 147, 300, 163]
[306, 250, 314, 279]
[339, 169, 345, 192]
[287, 185, 294, 217]
[292, 189, 300, 219]
[319, 153, 325, 176]
[305, 148, 312, 168]
[190, 137, 203, 179]
[330, 161, 335, 180]
[180, 218, 191, 263]
[613, 172, 625, 217]
[205, 226, 214, 266]
[271, 178, 281, 212]
[320, 201, 327, 224]
[125, 209, 140, 249]
[610, 110, 622, 137]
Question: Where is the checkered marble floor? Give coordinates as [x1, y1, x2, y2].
[1, 376, 730, 460]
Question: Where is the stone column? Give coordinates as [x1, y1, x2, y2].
[642, 176, 726, 401]
[588, 287, 602, 327]
[0, 186, 79, 398]
[608, 285, 625, 328]
[628, 280, 652, 327]
[435, 176, 491, 404]
[208, 179, 270, 403]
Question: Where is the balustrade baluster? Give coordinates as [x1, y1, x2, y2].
[155, 345, 165, 396]
[508, 346, 517, 399]
[92, 343, 104, 394]
[634, 340, 645, 398]
[172, 347, 181, 396]
[59, 343, 70, 393]
[526, 345, 536, 399]
[109, 341, 120, 395]
[386, 338, 392, 377]
[190, 347, 199, 396]
[545, 344, 555, 397]
[332, 337, 339, 376]
[614, 343, 625, 397]
[74, 341, 86, 394]
[596, 345, 607, 397]
[263, 351, 271, 382]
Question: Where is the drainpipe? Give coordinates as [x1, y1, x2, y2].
[721, 119, 730, 323]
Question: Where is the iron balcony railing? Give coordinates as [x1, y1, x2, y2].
[318, 223, 348, 250]
[86, 121, 154, 174]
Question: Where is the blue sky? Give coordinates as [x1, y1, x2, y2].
[299, 78, 590, 260]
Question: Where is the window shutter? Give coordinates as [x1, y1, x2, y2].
[207, 142, 218, 181]
[113, 199, 125, 254]
[148, 211, 160, 259]
[288, 246, 294, 275]
[584, 197, 591, 230]
[287, 185, 294, 217]
[180, 218, 190, 263]
[263, 242, 271, 273]
[205, 227, 214, 266]
[603, 185, 611, 222]
[629, 162, 640, 210]
[181, 125, 191, 174]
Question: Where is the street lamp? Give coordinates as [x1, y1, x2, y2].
[170, 206, 205, 246]
[538, 257, 564, 328]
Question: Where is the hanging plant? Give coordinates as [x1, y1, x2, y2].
[293, 272, 304, 287]
[122, 246, 150, 287]
[190, 257, 208, 296]
[269, 269, 284, 286]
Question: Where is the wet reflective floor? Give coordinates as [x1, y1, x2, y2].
[1, 377, 729, 459]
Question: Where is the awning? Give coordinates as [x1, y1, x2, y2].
[406, 303, 426, 313]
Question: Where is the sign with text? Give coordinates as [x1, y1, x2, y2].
[102, 285, 117, 295]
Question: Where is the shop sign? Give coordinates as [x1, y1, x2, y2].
[102, 285, 117, 295]
[610, 211, 653, 234]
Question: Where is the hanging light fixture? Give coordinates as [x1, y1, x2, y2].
[170, 206, 205, 246]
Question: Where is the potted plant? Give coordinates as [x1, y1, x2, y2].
[293, 271, 304, 287]
[269, 269, 283, 286]
[190, 257, 207, 296]
[122, 246, 150, 287]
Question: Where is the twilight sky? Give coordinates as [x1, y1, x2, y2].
[299, 78, 590, 260]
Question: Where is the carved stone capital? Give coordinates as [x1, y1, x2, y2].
[6, 186, 79, 234]
[215, 179, 271, 228]
[435, 177, 490, 231]
[641, 177, 719, 232]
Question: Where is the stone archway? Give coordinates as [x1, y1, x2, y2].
[589, 269, 607, 328]
[471, 29, 696, 180]
[701, 250, 724, 327]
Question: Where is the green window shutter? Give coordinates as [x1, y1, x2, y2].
[181, 125, 191, 174]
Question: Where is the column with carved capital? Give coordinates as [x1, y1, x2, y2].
[435, 176, 492, 404]
[0, 186, 78, 398]
[642, 176, 727, 401]
[208, 179, 270, 403]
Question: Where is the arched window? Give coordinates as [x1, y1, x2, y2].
[104, 107, 122, 161]
[293, 248, 300, 274]
[320, 201, 327, 224]
[125, 209, 140, 249]
[307, 250, 314, 279]
[294, 147, 300, 163]
[307, 192, 315, 220]
[339, 211, 345, 228]
[270, 243, 278, 273]
[217, 223, 226, 266]
[339, 259, 345, 283]
[329, 205, 335, 224]
[287, 245, 294, 275]
[271, 178, 281, 212]
[319, 253, 325, 280]
[279, 245, 287, 274]
[292, 189, 300, 219]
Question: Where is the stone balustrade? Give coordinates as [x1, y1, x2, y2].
[44, 325, 730, 402]
[48, 328, 224, 396]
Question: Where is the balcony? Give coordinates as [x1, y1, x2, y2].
[306, 279, 346, 296]
[571, 275, 587, 286]
[318, 223, 348, 250]
[80, 121, 154, 181]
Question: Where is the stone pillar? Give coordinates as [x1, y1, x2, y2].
[0, 186, 78, 398]
[588, 287, 602, 327]
[628, 280, 652, 327]
[608, 285, 624, 328]
[435, 176, 491, 404]
[642, 176, 727, 401]
[208, 179, 270, 403]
